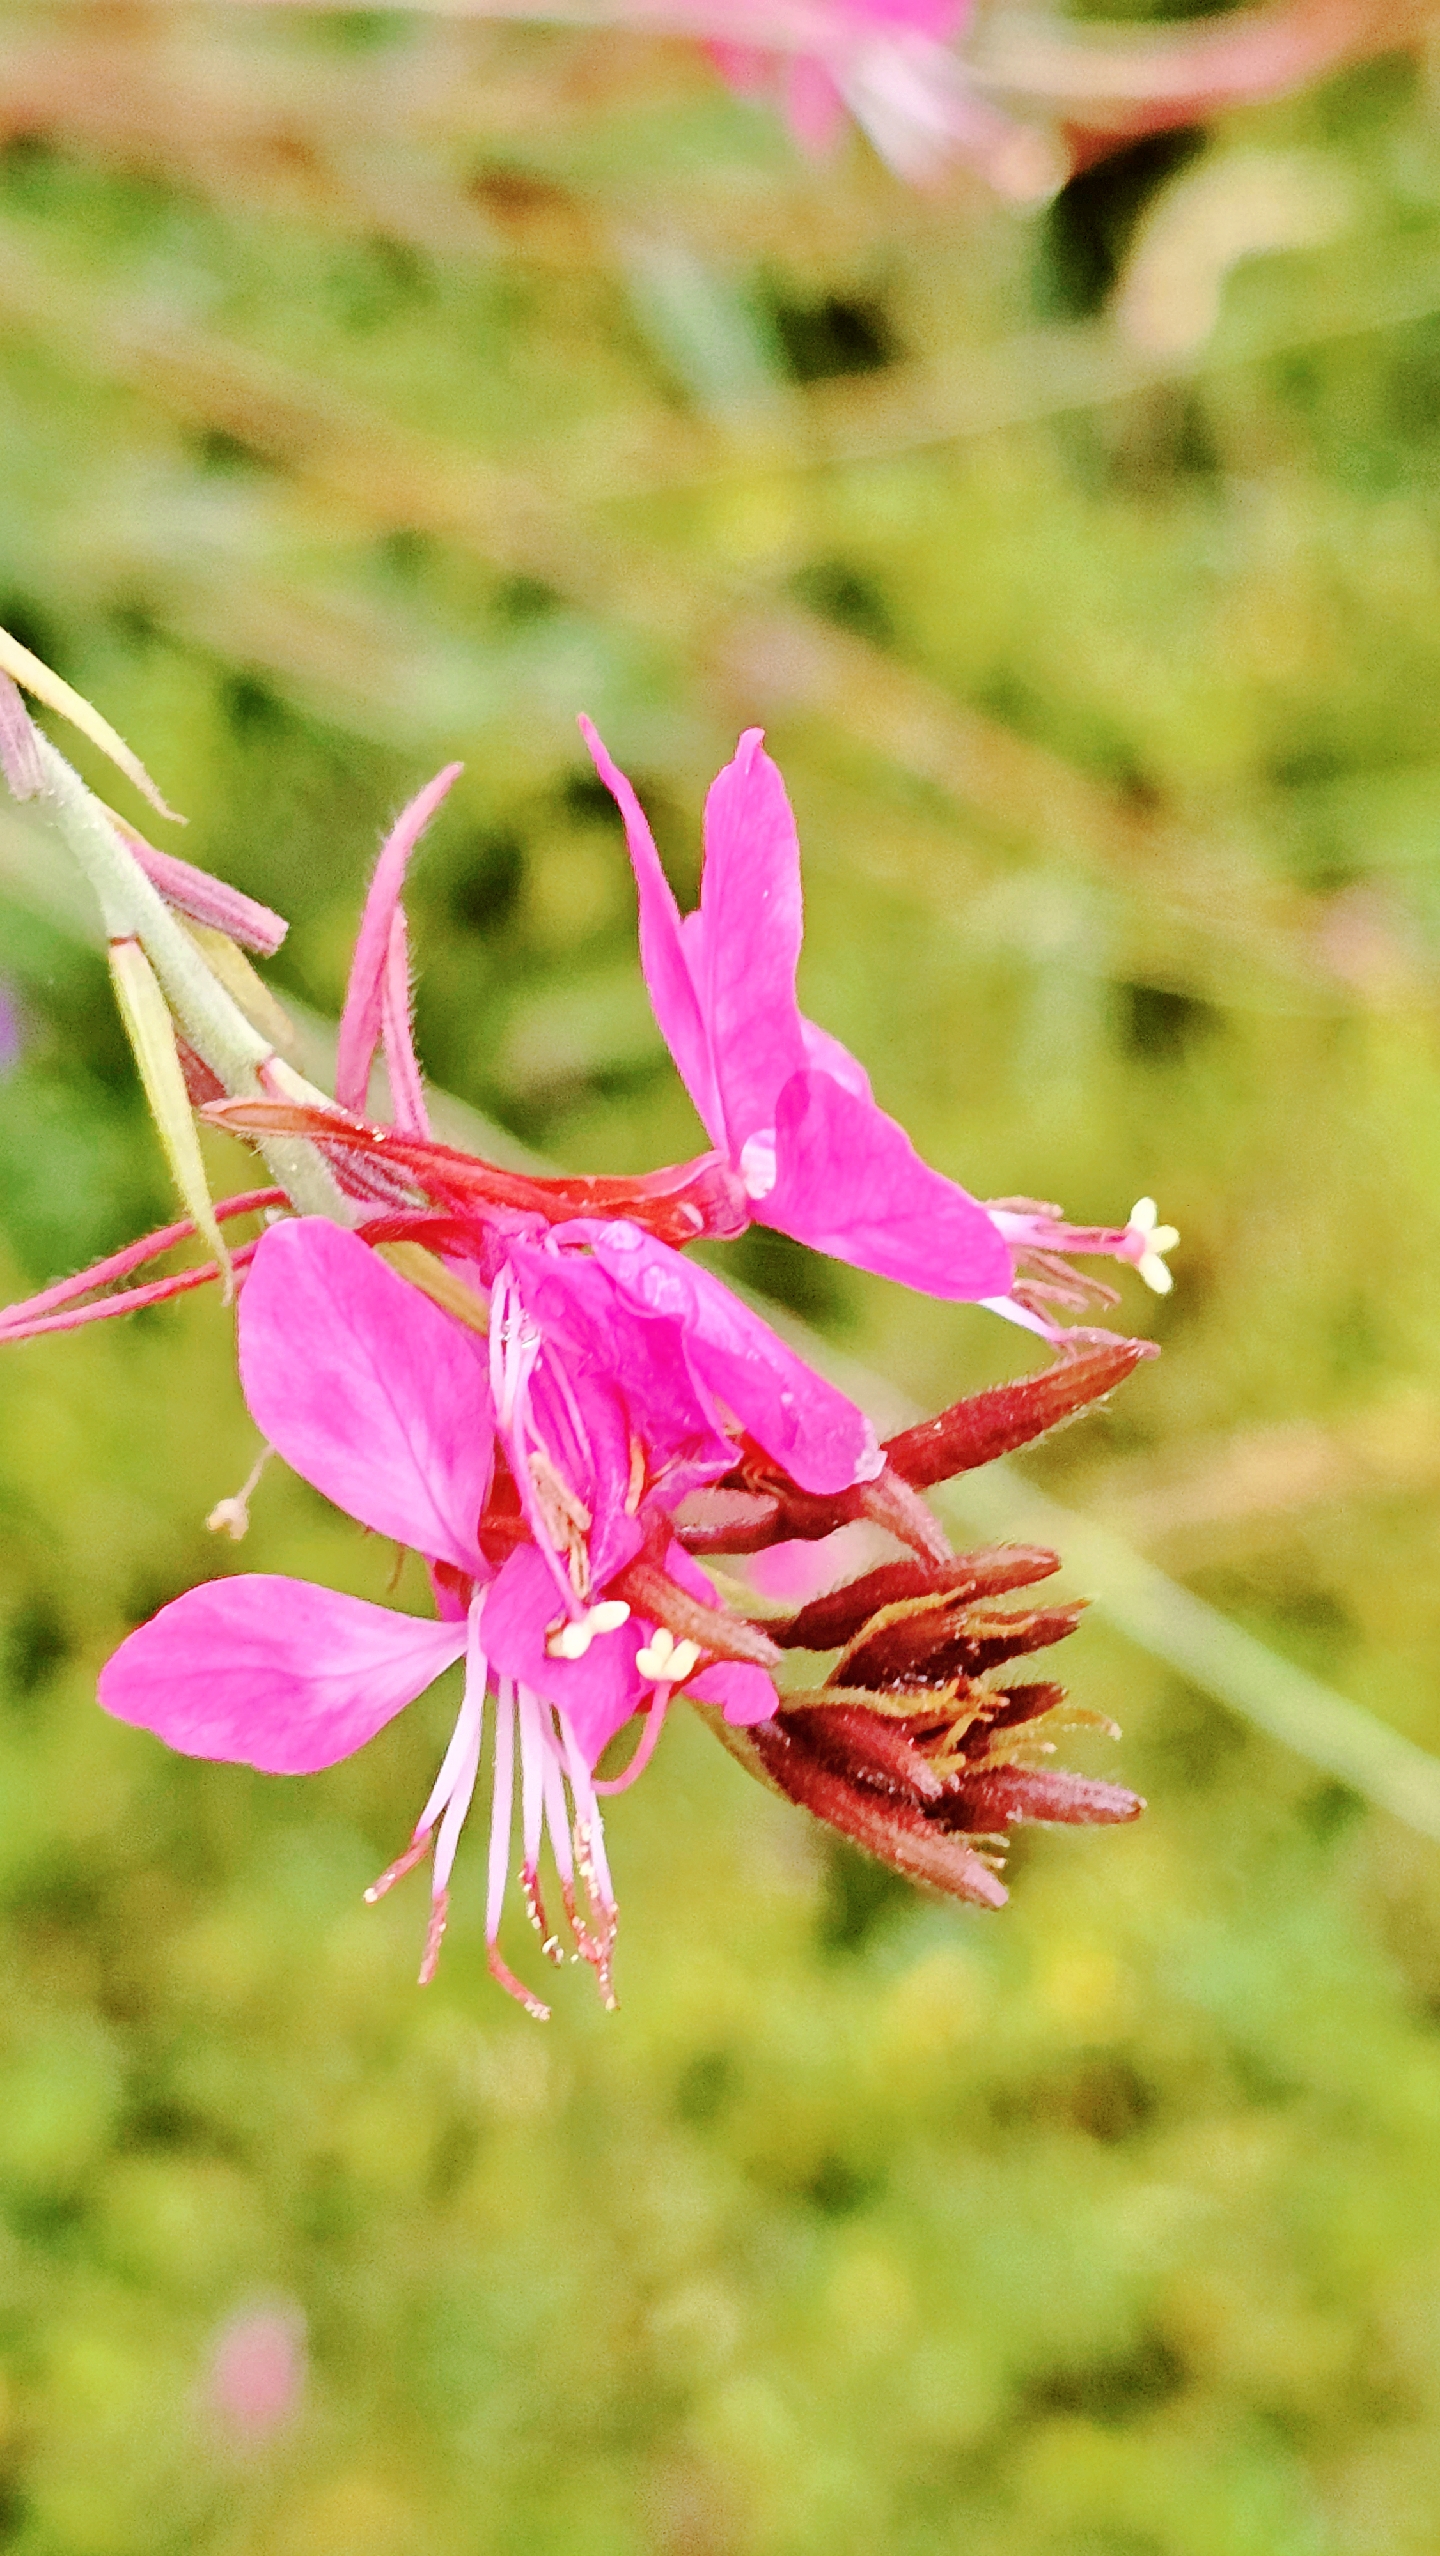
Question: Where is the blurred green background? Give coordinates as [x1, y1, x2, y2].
[7, 5, 1440, 2550]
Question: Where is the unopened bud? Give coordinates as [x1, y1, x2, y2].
[883, 1337, 1154, 1490]
[773, 1547, 1060, 1651]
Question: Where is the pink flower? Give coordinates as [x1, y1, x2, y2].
[582, 717, 1017, 1304]
[581, 720, 1178, 1341]
[710, 0, 967, 165]
[693, 0, 1056, 192]
[97, 1215, 872, 2015]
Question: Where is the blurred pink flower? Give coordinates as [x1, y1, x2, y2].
[205, 2301, 307, 2445]
[704, 0, 997, 183]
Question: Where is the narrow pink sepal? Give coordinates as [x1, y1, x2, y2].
[0, 1187, 281, 1334]
[583, 1221, 880, 1495]
[578, 717, 725, 1147]
[0, 1241, 258, 1339]
[764, 1068, 1015, 1301]
[109, 815, 288, 956]
[238, 1219, 492, 1572]
[99, 1578, 467, 1774]
[695, 731, 807, 1154]
[336, 763, 461, 1116]
[381, 907, 430, 1139]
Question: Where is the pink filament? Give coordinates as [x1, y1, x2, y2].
[363, 1828, 434, 1903]
[489, 1269, 584, 1623]
[485, 1679, 516, 1947]
[593, 1691, 670, 1795]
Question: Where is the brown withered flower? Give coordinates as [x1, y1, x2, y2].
[679, 1334, 1148, 1910]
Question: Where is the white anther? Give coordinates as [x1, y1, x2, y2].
[545, 1599, 632, 1661]
[1128, 1197, 1180, 1295]
[634, 1627, 702, 1684]
[205, 1448, 270, 1541]
[549, 1620, 593, 1660]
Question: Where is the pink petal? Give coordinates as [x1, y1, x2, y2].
[99, 1577, 466, 1774]
[582, 1221, 880, 1496]
[707, 39, 771, 97]
[238, 1219, 492, 1572]
[663, 1547, 777, 1727]
[206, 2303, 307, 2442]
[507, 1232, 735, 1548]
[687, 1660, 778, 1725]
[695, 731, 808, 1154]
[800, 1014, 872, 1102]
[764, 1068, 1015, 1300]
[483, 1547, 646, 1768]
[336, 764, 461, 1116]
[782, 54, 847, 154]
[578, 718, 725, 1147]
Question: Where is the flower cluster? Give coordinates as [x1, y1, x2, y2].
[0, 654, 1171, 2016]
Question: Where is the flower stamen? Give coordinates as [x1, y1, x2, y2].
[633, 1626, 702, 1683]
[546, 1598, 631, 1660]
[1127, 1197, 1180, 1295]
[205, 1445, 271, 1541]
